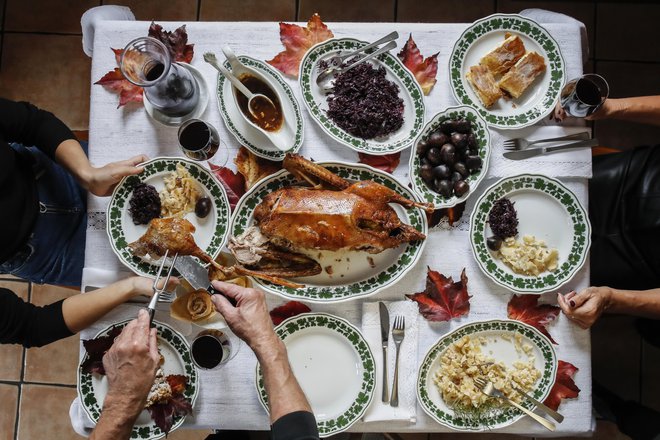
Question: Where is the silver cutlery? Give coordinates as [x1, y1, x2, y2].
[503, 131, 591, 151]
[146, 249, 178, 326]
[390, 315, 405, 407]
[316, 40, 397, 92]
[473, 377, 555, 431]
[512, 384, 564, 423]
[379, 302, 390, 403]
[323, 31, 398, 67]
[503, 138, 599, 160]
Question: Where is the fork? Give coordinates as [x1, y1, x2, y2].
[503, 131, 590, 150]
[146, 250, 178, 326]
[473, 377, 555, 431]
[390, 316, 405, 406]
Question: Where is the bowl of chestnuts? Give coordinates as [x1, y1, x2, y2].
[409, 105, 491, 209]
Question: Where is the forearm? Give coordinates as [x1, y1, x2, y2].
[62, 279, 135, 333]
[54, 139, 94, 189]
[600, 96, 660, 126]
[606, 287, 660, 318]
[256, 337, 312, 423]
[90, 392, 144, 440]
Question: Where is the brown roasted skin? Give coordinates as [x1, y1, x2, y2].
[128, 217, 214, 264]
[254, 184, 426, 253]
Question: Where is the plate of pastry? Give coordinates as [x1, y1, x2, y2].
[449, 14, 565, 129]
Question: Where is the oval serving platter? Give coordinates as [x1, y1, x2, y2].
[409, 105, 491, 209]
[300, 38, 425, 155]
[216, 55, 304, 161]
[256, 313, 375, 437]
[78, 319, 199, 440]
[469, 174, 590, 294]
[230, 161, 428, 303]
[107, 157, 231, 277]
[417, 319, 557, 431]
[449, 14, 565, 129]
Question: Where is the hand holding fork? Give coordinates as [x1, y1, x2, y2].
[146, 249, 178, 326]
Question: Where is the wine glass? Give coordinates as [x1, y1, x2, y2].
[559, 74, 609, 118]
[177, 119, 228, 168]
[121, 36, 200, 117]
[190, 329, 241, 369]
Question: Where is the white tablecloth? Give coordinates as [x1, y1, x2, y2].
[77, 20, 593, 436]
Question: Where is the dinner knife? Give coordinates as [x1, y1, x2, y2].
[379, 302, 390, 403]
[174, 255, 237, 306]
[503, 138, 599, 160]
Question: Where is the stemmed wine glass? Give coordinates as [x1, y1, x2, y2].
[559, 74, 609, 118]
[177, 119, 228, 169]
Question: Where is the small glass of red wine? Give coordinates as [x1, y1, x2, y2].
[177, 119, 227, 166]
[190, 329, 239, 369]
[559, 74, 609, 118]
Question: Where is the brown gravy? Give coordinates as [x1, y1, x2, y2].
[235, 74, 283, 132]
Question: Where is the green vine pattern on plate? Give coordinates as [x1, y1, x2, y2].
[230, 163, 427, 302]
[300, 39, 425, 154]
[106, 158, 230, 277]
[417, 320, 557, 430]
[469, 174, 590, 293]
[255, 313, 375, 437]
[449, 14, 565, 129]
[409, 105, 491, 208]
[216, 56, 304, 160]
[78, 320, 198, 440]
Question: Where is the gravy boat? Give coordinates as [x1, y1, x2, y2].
[222, 46, 296, 152]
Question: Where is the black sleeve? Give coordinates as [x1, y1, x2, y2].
[0, 288, 74, 348]
[0, 98, 76, 159]
[271, 411, 319, 440]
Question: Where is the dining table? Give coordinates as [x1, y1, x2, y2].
[72, 17, 594, 437]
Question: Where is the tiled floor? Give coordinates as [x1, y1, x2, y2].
[0, 1, 659, 439]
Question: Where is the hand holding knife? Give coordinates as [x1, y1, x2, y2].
[174, 255, 237, 306]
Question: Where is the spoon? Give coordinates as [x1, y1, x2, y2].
[203, 52, 277, 121]
[316, 40, 397, 92]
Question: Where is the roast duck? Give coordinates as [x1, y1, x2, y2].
[129, 154, 431, 288]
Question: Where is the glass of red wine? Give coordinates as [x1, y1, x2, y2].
[190, 329, 239, 369]
[121, 36, 200, 118]
[177, 119, 228, 167]
[559, 74, 609, 118]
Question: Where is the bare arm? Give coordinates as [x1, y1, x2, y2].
[587, 96, 660, 126]
[210, 281, 312, 422]
[62, 277, 178, 334]
[54, 139, 148, 196]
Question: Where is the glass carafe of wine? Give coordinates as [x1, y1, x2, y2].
[121, 37, 199, 117]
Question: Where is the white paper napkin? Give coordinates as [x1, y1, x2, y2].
[69, 399, 94, 437]
[361, 301, 418, 423]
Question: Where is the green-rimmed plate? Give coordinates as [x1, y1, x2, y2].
[216, 56, 304, 160]
[469, 174, 590, 294]
[449, 14, 565, 129]
[409, 105, 491, 209]
[418, 319, 557, 431]
[256, 313, 375, 437]
[230, 161, 428, 302]
[78, 320, 199, 439]
[107, 157, 230, 277]
[300, 38, 425, 155]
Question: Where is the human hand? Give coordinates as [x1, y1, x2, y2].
[126, 276, 179, 299]
[101, 309, 160, 415]
[210, 281, 279, 352]
[86, 155, 149, 197]
[557, 286, 613, 329]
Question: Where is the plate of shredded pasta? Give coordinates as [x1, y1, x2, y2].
[107, 157, 231, 277]
[417, 319, 557, 431]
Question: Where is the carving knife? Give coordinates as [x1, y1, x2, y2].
[173, 255, 237, 306]
[379, 301, 390, 403]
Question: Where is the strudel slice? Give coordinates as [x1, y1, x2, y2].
[479, 34, 526, 76]
[498, 51, 546, 98]
[466, 65, 503, 108]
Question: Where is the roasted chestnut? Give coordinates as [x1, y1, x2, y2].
[466, 155, 483, 172]
[435, 179, 452, 198]
[416, 139, 430, 156]
[453, 180, 469, 197]
[195, 197, 212, 218]
[420, 163, 434, 183]
[439, 143, 456, 165]
[487, 236, 503, 251]
[432, 164, 451, 180]
[428, 131, 449, 148]
[454, 162, 469, 178]
[426, 147, 442, 166]
[451, 132, 468, 149]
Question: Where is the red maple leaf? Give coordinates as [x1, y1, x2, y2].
[147, 393, 193, 435]
[94, 68, 144, 108]
[406, 267, 471, 321]
[357, 152, 401, 173]
[397, 34, 438, 95]
[270, 301, 311, 325]
[267, 13, 334, 78]
[148, 22, 194, 64]
[507, 294, 560, 344]
[427, 202, 467, 227]
[543, 360, 580, 410]
[209, 164, 247, 211]
[80, 326, 123, 375]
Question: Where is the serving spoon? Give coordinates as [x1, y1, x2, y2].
[203, 52, 277, 121]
